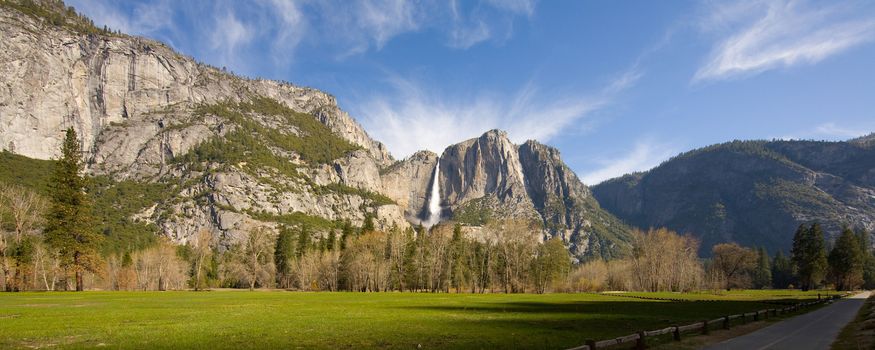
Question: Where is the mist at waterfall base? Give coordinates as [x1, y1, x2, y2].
[422, 158, 442, 229]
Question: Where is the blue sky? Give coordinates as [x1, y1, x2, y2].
[68, 0, 875, 184]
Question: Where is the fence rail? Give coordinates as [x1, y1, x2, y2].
[566, 293, 848, 350]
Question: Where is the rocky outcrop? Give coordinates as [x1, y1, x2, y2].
[386, 130, 632, 260]
[592, 139, 875, 255]
[380, 151, 438, 224]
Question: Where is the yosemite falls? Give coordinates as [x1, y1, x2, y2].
[424, 158, 442, 228]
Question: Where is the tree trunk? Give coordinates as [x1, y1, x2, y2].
[1, 257, 11, 292]
[75, 270, 83, 291]
[74, 253, 84, 291]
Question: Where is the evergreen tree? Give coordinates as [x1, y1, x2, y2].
[296, 225, 311, 258]
[856, 229, 875, 289]
[327, 229, 338, 251]
[753, 246, 772, 289]
[531, 239, 571, 293]
[791, 223, 828, 291]
[771, 250, 795, 289]
[274, 226, 295, 288]
[121, 251, 133, 268]
[828, 227, 864, 290]
[44, 128, 100, 291]
[340, 220, 353, 250]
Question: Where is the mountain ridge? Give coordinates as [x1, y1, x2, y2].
[0, 0, 631, 260]
[592, 138, 875, 255]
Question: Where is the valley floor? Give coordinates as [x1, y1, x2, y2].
[0, 290, 837, 349]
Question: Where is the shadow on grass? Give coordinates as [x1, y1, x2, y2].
[390, 299, 799, 349]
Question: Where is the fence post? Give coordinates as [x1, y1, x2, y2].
[741, 313, 746, 324]
[754, 311, 759, 322]
[723, 316, 730, 330]
[818, 293, 821, 301]
[673, 326, 681, 341]
[636, 331, 646, 350]
[586, 339, 596, 350]
[702, 320, 709, 335]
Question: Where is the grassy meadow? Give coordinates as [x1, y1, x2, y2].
[0, 290, 838, 349]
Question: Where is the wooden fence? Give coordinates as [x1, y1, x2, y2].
[566, 293, 847, 350]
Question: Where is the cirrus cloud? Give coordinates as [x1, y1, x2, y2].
[694, 0, 875, 82]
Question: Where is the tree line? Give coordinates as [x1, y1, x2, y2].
[565, 223, 874, 292]
[2, 129, 872, 293]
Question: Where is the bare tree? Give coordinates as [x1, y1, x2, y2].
[0, 185, 9, 291]
[317, 250, 340, 291]
[0, 184, 46, 291]
[629, 228, 703, 292]
[192, 229, 214, 291]
[6, 184, 46, 242]
[234, 227, 275, 290]
[132, 240, 189, 291]
[31, 240, 61, 291]
[486, 220, 538, 293]
[711, 243, 756, 290]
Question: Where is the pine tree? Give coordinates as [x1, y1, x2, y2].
[327, 229, 337, 251]
[828, 227, 864, 290]
[753, 247, 772, 289]
[44, 128, 100, 291]
[274, 226, 295, 288]
[340, 220, 353, 251]
[791, 223, 827, 291]
[858, 229, 875, 289]
[296, 225, 311, 258]
[771, 250, 795, 289]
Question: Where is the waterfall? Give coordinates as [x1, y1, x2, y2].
[424, 158, 441, 228]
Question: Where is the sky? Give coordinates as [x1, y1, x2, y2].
[68, 0, 875, 185]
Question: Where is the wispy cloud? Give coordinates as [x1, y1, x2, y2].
[485, 0, 537, 17]
[579, 138, 678, 185]
[694, 0, 875, 82]
[356, 68, 642, 158]
[69, 0, 537, 75]
[813, 122, 868, 139]
[773, 121, 875, 141]
[68, 0, 174, 37]
[210, 10, 254, 69]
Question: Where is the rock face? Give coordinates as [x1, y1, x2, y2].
[380, 151, 438, 224]
[592, 140, 875, 255]
[0, 1, 403, 245]
[0, 2, 390, 166]
[385, 130, 632, 259]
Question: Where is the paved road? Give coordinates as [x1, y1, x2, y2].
[702, 291, 871, 350]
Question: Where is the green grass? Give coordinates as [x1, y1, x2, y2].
[0, 290, 833, 349]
